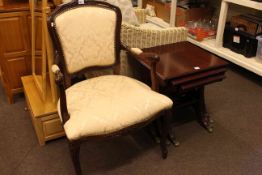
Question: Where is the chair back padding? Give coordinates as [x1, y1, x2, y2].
[49, 1, 122, 74]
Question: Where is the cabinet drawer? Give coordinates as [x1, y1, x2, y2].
[42, 115, 64, 139]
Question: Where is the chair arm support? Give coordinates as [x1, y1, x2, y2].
[51, 64, 70, 124]
[129, 47, 160, 91]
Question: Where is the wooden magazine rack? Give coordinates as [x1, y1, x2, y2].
[30, 0, 57, 102]
[22, 0, 64, 146]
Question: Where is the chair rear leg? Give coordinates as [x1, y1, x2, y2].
[166, 109, 180, 147]
[69, 142, 82, 175]
[157, 113, 168, 159]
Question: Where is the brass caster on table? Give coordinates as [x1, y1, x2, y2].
[154, 137, 160, 144]
[209, 118, 214, 124]
[174, 141, 180, 147]
[162, 150, 168, 159]
[168, 134, 180, 147]
[207, 126, 213, 133]
[199, 120, 213, 133]
[203, 121, 213, 133]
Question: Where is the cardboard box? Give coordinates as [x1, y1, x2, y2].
[175, 6, 214, 26]
[144, 0, 171, 22]
[0, 0, 4, 6]
[231, 14, 262, 36]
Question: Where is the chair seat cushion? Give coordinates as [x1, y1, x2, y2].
[58, 75, 173, 140]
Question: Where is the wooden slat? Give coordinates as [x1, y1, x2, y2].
[180, 74, 226, 91]
[171, 68, 227, 86]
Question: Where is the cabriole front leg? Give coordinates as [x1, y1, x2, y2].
[69, 142, 82, 175]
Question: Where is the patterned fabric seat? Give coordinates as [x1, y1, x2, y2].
[58, 75, 172, 140]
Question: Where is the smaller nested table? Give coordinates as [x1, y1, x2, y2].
[131, 41, 229, 132]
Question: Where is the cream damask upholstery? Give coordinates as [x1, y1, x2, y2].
[58, 75, 173, 140]
[55, 7, 116, 73]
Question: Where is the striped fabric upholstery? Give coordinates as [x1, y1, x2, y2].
[121, 22, 188, 48]
[121, 8, 188, 49]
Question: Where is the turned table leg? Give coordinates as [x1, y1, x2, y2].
[166, 110, 180, 147]
[194, 86, 213, 133]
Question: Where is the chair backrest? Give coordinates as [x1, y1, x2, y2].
[48, 0, 122, 75]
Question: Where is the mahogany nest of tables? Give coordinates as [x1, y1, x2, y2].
[129, 41, 229, 133]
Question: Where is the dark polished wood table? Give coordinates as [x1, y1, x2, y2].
[129, 41, 229, 133]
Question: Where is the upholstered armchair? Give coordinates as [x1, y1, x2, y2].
[48, 1, 173, 175]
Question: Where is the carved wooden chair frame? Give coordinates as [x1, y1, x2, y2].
[48, 1, 170, 174]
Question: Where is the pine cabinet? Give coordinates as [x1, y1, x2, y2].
[0, 3, 31, 103]
[0, 2, 43, 103]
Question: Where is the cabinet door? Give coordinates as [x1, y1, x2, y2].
[0, 12, 30, 90]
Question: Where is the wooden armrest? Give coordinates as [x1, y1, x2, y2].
[130, 47, 160, 65]
[125, 46, 160, 91]
[139, 52, 160, 64]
